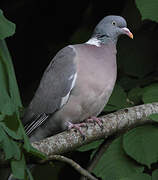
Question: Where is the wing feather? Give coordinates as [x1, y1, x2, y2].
[23, 46, 77, 127]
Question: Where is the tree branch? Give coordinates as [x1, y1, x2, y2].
[32, 103, 158, 155]
[40, 155, 98, 180]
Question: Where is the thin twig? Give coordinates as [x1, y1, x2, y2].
[40, 155, 98, 180]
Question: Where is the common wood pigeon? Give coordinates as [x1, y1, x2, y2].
[23, 15, 133, 142]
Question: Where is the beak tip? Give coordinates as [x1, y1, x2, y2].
[129, 32, 133, 39]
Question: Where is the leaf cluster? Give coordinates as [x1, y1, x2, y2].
[0, 10, 45, 180]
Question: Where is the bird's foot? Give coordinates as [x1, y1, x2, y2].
[68, 122, 87, 140]
[87, 116, 103, 130]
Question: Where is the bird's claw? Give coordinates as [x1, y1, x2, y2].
[87, 116, 104, 130]
[67, 122, 87, 140]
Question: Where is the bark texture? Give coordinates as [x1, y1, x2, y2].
[32, 103, 158, 155]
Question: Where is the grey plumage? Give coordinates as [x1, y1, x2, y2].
[23, 15, 133, 143]
[23, 46, 77, 137]
[23, 46, 77, 120]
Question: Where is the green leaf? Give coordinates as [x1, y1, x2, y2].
[104, 84, 130, 112]
[1, 101, 17, 115]
[93, 136, 143, 180]
[0, 40, 22, 108]
[27, 146, 47, 160]
[135, 0, 158, 21]
[0, 56, 11, 110]
[152, 169, 158, 180]
[11, 153, 26, 179]
[0, 125, 13, 159]
[120, 173, 151, 180]
[11, 141, 21, 160]
[0, 40, 24, 148]
[1, 114, 22, 140]
[123, 125, 158, 167]
[22, 124, 31, 152]
[0, 125, 21, 160]
[142, 83, 158, 103]
[2, 112, 19, 130]
[78, 139, 104, 152]
[148, 114, 158, 122]
[0, 114, 5, 121]
[0, 9, 15, 39]
[26, 168, 34, 180]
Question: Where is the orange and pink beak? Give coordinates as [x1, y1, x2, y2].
[122, 27, 133, 39]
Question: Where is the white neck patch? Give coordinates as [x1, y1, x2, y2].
[86, 38, 101, 47]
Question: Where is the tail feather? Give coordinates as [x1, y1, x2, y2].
[24, 113, 50, 136]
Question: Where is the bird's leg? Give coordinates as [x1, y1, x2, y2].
[87, 116, 103, 130]
[67, 122, 87, 140]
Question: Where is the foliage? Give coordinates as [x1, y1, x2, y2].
[93, 137, 143, 180]
[123, 125, 158, 167]
[142, 84, 158, 103]
[148, 114, 158, 122]
[120, 173, 151, 180]
[135, 0, 158, 22]
[77, 139, 104, 152]
[0, 9, 15, 40]
[83, 124, 158, 180]
[0, 10, 46, 180]
[152, 170, 158, 180]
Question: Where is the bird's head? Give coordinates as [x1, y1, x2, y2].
[92, 15, 133, 44]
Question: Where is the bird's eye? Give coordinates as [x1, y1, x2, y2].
[112, 21, 116, 26]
